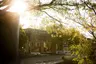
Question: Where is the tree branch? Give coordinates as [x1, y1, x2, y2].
[41, 10, 63, 25]
[81, 0, 96, 15]
[0, 0, 13, 15]
[89, 30, 96, 39]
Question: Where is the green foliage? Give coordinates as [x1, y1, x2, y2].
[46, 24, 81, 44]
[19, 27, 28, 51]
[70, 37, 93, 64]
[45, 23, 93, 64]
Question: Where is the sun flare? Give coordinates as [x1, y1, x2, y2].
[9, 0, 30, 28]
[9, 0, 41, 29]
[9, 0, 27, 14]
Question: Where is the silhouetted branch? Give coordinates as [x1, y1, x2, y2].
[0, 0, 13, 15]
[41, 10, 63, 25]
[81, 0, 96, 15]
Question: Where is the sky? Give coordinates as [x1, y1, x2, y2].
[8, 0, 93, 38]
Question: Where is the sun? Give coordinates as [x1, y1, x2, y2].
[9, 0, 27, 14]
[9, 0, 30, 28]
[9, 0, 41, 29]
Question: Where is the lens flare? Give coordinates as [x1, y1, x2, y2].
[9, 0, 27, 14]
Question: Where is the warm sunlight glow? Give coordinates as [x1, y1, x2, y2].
[9, 0, 27, 14]
[40, 0, 52, 4]
[9, 0, 41, 29]
[20, 12, 42, 29]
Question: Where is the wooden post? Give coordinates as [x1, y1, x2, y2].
[0, 12, 19, 64]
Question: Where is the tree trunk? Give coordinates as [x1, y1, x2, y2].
[0, 12, 19, 64]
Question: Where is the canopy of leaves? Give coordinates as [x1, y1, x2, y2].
[45, 23, 93, 64]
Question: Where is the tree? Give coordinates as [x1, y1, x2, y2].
[45, 21, 93, 63]
[19, 27, 29, 54]
[27, 0, 96, 40]
[37, 1, 96, 63]
[1, 0, 96, 63]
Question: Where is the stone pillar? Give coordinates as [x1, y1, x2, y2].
[0, 12, 19, 64]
